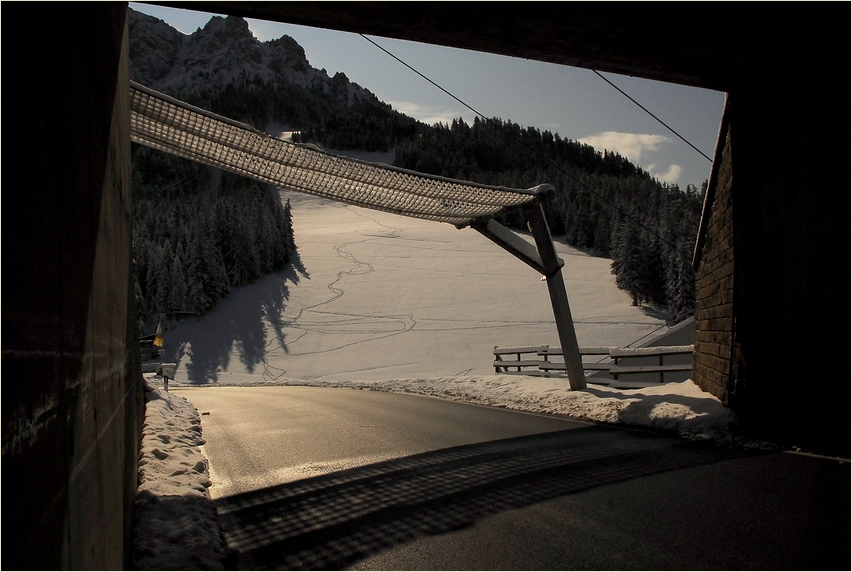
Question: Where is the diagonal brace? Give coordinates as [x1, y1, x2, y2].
[524, 202, 587, 390]
[472, 218, 563, 276]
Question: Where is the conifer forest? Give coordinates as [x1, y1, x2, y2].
[391, 117, 704, 323]
[131, 146, 295, 327]
[132, 114, 702, 327]
[129, 8, 703, 328]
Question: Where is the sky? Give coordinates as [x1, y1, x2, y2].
[129, 3, 725, 190]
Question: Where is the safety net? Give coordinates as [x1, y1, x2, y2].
[129, 81, 548, 227]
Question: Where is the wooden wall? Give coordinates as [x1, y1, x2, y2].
[1, 4, 142, 568]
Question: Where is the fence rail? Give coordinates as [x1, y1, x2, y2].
[493, 344, 693, 386]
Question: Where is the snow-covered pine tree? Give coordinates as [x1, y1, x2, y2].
[152, 239, 173, 317]
[170, 242, 188, 312]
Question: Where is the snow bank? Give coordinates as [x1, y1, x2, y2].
[132, 379, 227, 570]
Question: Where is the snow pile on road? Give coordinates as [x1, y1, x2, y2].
[131, 380, 227, 570]
[187, 375, 738, 441]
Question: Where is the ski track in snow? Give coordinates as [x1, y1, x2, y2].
[162, 191, 669, 384]
[264, 206, 418, 365]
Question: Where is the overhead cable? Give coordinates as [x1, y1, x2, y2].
[592, 70, 713, 163]
[357, 35, 702, 262]
[359, 34, 487, 120]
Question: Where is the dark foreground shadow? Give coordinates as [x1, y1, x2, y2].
[163, 260, 308, 384]
[132, 492, 226, 570]
[214, 426, 758, 570]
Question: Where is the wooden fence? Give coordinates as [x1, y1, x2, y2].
[493, 344, 693, 387]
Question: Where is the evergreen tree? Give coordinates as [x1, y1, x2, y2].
[610, 220, 643, 306]
[170, 242, 187, 312]
[154, 239, 173, 316]
[131, 145, 295, 327]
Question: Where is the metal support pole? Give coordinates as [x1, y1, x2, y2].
[525, 202, 587, 390]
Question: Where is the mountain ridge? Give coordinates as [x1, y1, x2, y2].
[128, 8, 397, 132]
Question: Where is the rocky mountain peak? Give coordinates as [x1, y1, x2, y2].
[189, 14, 258, 51]
[266, 34, 311, 74]
[127, 7, 378, 109]
[128, 10, 185, 86]
[126, 7, 415, 152]
[267, 34, 307, 62]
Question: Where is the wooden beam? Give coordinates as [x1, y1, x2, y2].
[525, 201, 587, 390]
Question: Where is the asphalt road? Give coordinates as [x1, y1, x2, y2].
[176, 386, 850, 570]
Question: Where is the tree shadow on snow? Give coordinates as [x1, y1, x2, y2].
[163, 259, 309, 384]
[638, 303, 669, 321]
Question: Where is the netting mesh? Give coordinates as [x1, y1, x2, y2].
[129, 82, 548, 227]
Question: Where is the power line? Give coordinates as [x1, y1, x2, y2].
[359, 34, 487, 120]
[359, 34, 699, 263]
[592, 70, 713, 163]
[361, 33, 709, 166]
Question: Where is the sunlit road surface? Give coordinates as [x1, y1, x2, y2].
[176, 386, 850, 571]
[177, 386, 591, 498]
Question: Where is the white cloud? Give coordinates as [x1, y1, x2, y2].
[578, 131, 671, 164]
[579, 131, 683, 185]
[650, 164, 683, 185]
[388, 101, 472, 126]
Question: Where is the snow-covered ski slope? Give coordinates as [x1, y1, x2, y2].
[162, 189, 668, 385]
